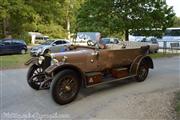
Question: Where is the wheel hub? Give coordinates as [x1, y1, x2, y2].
[65, 86, 71, 91]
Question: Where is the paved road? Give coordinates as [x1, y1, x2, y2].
[1, 56, 180, 120]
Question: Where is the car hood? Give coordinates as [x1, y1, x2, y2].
[32, 45, 50, 50]
[53, 50, 91, 62]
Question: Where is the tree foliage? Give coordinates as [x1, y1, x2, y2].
[77, 0, 175, 40]
[0, 0, 83, 40]
[173, 16, 180, 27]
[0, 0, 176, 41]
[0, 0, 35, 37]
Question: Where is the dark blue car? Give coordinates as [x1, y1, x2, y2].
[0, 39, 27, 55]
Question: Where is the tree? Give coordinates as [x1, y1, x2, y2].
[60, 0, 84, 39]
[77, 0, 175, 40]
[0, 0, 84, 39]
[0, 0, 36, 38]
[173, 16, 180, 27]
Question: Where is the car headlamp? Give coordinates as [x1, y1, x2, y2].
[38, 56, 45, 64]
[50, 53, 55, 59]
[51, 58, 59, 65]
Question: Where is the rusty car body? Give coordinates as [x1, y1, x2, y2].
[25, 43, 153, 105]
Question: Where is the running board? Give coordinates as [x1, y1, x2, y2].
[86, 75, 136, 88]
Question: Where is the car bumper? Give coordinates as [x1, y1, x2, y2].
[30, 51, 41, 57]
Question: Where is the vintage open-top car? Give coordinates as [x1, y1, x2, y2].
[25, 42, 153, 105]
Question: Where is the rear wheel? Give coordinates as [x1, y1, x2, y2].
[21, 49, 26, 54]
[27, 65, 45, 90]
[50, 70, 80, 105]
[136, 62, 149, 82]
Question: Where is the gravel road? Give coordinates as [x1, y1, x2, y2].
[1, 56, 180, 120]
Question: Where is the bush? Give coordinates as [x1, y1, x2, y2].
[13, 32, 31, 45]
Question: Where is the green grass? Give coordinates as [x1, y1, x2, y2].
[149, 52, 180, 59]
[176, 91, 180, 119]
[0, 52, 179, 70]
[0, 54, 31, 69]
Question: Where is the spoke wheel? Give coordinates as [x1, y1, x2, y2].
[27, 65, 45, 90]
[50, 70, 80, 105]
[136, 63, 149, 82]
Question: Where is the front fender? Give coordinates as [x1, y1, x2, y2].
[45, 63, 84, 76]
[45, 63, 86, 87]
[24, 57, 39, 66]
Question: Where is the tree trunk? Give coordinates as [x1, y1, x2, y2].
[3, 18, 6, 37]
[67, 17, 71, 40]
[125, 29, 129, 41]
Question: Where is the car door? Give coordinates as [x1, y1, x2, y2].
[0, 40, 13, 54]
[9, 40, 18, 53]
[50, 40, 63, 53]
[97, 48, 137, 71]
[0, 41, 6, 54]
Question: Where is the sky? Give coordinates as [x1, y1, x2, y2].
[166, 0, 180, 17]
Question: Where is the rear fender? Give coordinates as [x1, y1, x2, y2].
[130, 55, 153, 75]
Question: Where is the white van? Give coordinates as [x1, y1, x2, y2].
[158, 28, 180, 48]
[163, 28, 180, 40]
[75, 32, 100, 46]
[129, 29, 161, 42]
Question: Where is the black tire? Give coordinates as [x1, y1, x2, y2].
[20, 49, 26, 54]
[27, 65, 45, 90]
[136, 62, 149, 82]
[43, 49, 50, 55]
[50, 69, 80, 105]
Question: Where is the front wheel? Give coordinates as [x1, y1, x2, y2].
[27, 65, 45, 90]
[43, 49, 51, 55]
[50, 70, 80, 105]
[136, 62, 149, 82]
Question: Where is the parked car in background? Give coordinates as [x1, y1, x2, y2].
[158, 27, 180, 48]
[100, 38, 119, 44]
[30, 39, 71, 56]
[75, 32, 101, 46]
[0, 39, 27, 55]
[87, 37, 120, 47]
[137, 38, 159, 53]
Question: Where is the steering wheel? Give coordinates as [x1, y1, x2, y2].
[87, 40, 96, 46]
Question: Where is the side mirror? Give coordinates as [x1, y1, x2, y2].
[52, 43, 56, 46]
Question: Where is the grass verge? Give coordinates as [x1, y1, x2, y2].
[149, 52, 180, 59]
[0, 54, 31, 69]
[175, 91, 180, 119]
[0, 52, 179, 70]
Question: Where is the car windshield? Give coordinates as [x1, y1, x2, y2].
[100, 38, 110, 44]
[151, 38, 158, 44]
[41, 40, 55, 45]
[164, 29, 180, 36]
